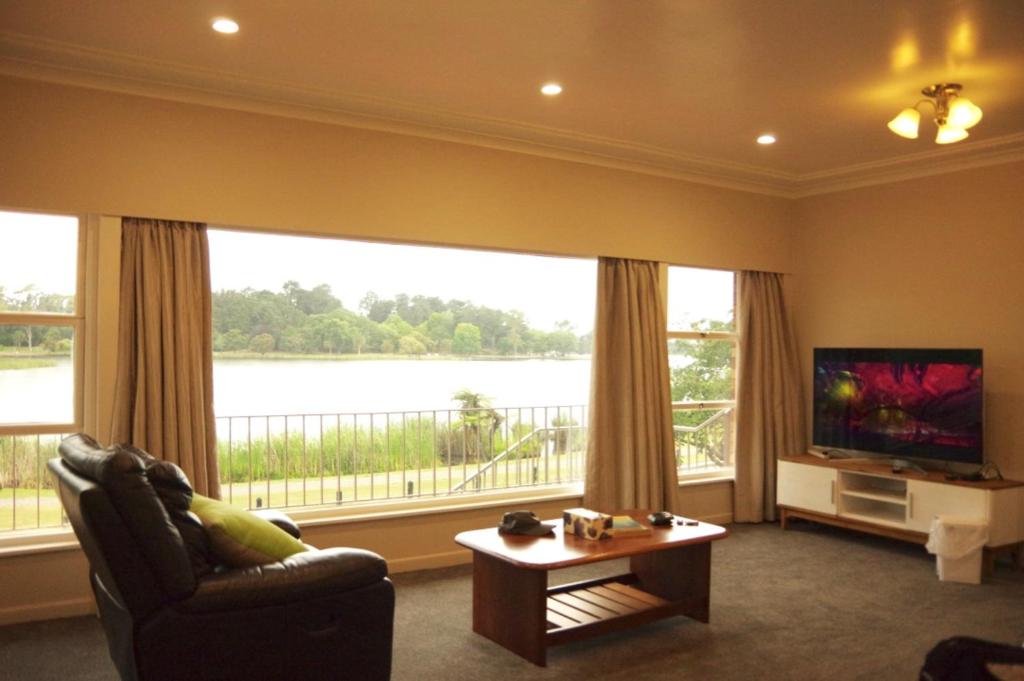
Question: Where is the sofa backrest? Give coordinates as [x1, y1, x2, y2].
[52, 434, 196, 617]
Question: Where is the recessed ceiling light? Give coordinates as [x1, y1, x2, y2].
[756, 134, 777, 145]
[540, 83, 563, 96]
[212, 18, 239, 34]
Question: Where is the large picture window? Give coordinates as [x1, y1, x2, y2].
[207, 229, 595, 511]
[0, 210, 82, 532]
[666, 266, 736, 475]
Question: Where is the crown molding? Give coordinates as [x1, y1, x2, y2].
[792, 132, 1024, 197]
[2, 31, 1023, 200]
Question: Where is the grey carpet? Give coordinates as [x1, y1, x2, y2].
[2, 523, 1021, 680]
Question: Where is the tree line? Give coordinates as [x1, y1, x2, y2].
[213, 282, 592, 357]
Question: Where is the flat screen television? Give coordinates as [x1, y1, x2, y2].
[812, 348, 983, 465]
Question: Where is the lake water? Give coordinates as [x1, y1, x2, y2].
[0, 357, 593, 424]
[0, 358, 75, 424]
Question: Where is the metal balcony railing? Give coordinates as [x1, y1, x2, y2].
[0, 405, 734, 532]
[674, 407, 733, 472]
[215, 404, 590, 511]
[0, 432, 71, 533]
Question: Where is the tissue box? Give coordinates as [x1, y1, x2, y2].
[563, 507, 614, 540]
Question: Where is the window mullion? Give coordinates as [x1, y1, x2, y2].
[667, 330, 736, 341]
[0, 312, 79, 326]
[672, 400, 735, 410]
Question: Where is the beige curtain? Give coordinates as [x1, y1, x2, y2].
[584, 257, 678, 512]
[733, 271, 805, 522]
[110, 218, 220, 497]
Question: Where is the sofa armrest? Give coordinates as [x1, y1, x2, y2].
[249, 508, 301, 539]
[180, 547, 387, 613]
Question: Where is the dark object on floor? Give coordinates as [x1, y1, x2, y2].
[49, 433, 394, 681]
[920, 636, 1024, 680]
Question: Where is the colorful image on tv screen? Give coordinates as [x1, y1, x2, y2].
[814, 359, 982, 458]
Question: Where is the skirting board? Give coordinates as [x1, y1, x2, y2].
[0, 597, 96, 627]
[389, 549, 473, 574]
[700, 512, 734, 526]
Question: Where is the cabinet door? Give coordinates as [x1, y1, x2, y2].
[905, 480, 987, 533]
[778, 461, 837, 515]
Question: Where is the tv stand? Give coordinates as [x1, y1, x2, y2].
[777, 454, 1024, 566]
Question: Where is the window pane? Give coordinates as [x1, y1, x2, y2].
[207, 229, 595, 507]
[0, 433, 68, 531]
[0, 211, 78, 315]
[673, 408, 733, 471]
[669, 339, 735, 402]
[666, 266, 733, 332]
[0, 326, 75, 424]
[207, 230, 595, 414]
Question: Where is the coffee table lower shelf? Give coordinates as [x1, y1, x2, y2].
[543, 574, 699, 649]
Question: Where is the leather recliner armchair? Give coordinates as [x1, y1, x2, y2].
[49, 434, 395, 681]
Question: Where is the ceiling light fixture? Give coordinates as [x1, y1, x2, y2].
[540, 83, 562, 96]
[756, 134, 776, 145]
[212, 18, 239, 34]
[887, 83, 982, 145]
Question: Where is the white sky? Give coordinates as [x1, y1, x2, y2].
[208, 229, 734, 332]
[208, 229, 599, 332]
[0, 211, 734, 331]
[667, 266, 735, 328]
[0, 212, 79, 298]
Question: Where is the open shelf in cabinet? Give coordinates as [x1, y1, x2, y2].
[837, 470, 908, 525]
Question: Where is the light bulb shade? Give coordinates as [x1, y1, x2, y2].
[887, 108, 921, 139]
[948, 97, 983, 129]
[935, 123, 969, 144]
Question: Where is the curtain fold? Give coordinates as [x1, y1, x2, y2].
[583, 257, 678, 512]
[110, 218, 220, 497]
[733, 271, 805, 522]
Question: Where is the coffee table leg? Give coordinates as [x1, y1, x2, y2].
[629, 542, 711, 623]
[471, 551, 548, 666]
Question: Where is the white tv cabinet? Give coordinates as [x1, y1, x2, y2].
[777, 454, 1024, 563]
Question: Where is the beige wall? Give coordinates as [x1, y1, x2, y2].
[791, 160, 1024, 479]
[0, 547, 93, 626]
[0, 75, 793, 273]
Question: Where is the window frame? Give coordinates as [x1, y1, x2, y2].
[663, 265, 738, 478]
[0, 210, 85, 436]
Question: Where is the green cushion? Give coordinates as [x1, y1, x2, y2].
[190, 494, 308, 568]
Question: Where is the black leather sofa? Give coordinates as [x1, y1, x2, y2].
[49, 434, 395, 681]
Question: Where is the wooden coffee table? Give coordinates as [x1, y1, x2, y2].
[454, 510, 728, 666]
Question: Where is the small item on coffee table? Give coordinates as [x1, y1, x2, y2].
[648, 511, 675, 526]
[612, 515, 651, 536]
[563, 507, 614, 540]
[498, 510, 555, 536]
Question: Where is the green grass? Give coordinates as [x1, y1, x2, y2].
[0, 488, 64, 531]
[0, 356, 58, 370]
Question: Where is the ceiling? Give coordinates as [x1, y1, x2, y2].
[2, 0, 1023, 195]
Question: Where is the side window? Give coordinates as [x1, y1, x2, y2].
[666, 266, 736, 474]
[0, 210, 82, 531]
